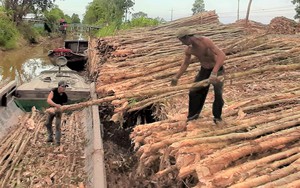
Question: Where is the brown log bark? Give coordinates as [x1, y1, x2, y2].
[177, 126, 300, 179]
[202, 146, 300, 187]
[280, 179, 300, 188]
[172, 116, 300, 148]
[46, 63, 300, 115]
[229, 158, 300, 188]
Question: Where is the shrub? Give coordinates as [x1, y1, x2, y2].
[0, 13, 19, 49]
[17, 22, 40, 43]
[97, 22, 119, 37]
[121, 17, 162, 29]
[96, 17, 164, 37]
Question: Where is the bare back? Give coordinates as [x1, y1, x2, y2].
[185, 37, 221, 69]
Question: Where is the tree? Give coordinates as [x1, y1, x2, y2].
[83, 0, 105, 25]
[71, 13, 80, 23]
[191, 0, 205, 15]
[44, 6, 64, 31]
[2, 0, 55, 24]
[132, 11, 147, 19]
[292, 0, 300, 19]
[0, 8, 18, 49]
[64, 14, 71, 23]
[83, 0, 134, 25]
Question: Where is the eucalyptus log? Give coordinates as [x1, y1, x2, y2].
[201, 146, 300, 187]
[230, 158, 300, 188]
[87, 9, 300, 187]
[46, 62, 300, 115]
[171, 115, 300, 148]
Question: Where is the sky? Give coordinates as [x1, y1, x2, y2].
[55, 0, 297, 24]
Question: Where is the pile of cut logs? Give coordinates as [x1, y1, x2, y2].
[54, 11, 300, 187]
[267, 16, 299, 34]
[0, 109, 87, 187]
[85, 12, 300, 187]
[82, 11, 300, 123]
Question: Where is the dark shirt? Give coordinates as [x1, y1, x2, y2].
[51, 88, 68, 105]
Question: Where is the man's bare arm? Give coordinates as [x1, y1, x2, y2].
[206, 38, 226, 74]
[174, 49, 192, 79]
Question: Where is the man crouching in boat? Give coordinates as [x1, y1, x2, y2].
[45, 80, 68, 146]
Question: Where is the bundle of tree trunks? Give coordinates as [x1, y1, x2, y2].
[0, 109, 87, 187]
[84, 11, 300, 123]
[230, 19, 267, 34]
[151, 10, 220, 30]
[84, 10, 300, 187]
[130, 89, 300, 187]
[267, 16, 299, 34]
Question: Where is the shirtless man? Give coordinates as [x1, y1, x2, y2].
[171, 28, 226, 123]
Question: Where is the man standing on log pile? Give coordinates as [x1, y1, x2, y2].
[171, 28, 226, 124]
[45, 80, 68, 145]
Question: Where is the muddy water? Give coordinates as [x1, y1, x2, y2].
[0, 45, 54, 85]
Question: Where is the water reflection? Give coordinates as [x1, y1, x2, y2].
[19, 58, 52, 84]
[0, 68, 3, 81]
[0, 46, 53, 85]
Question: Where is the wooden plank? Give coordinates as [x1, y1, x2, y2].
[90, 82, 107, 188]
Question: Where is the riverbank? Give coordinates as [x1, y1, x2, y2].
[0, 35, 67, 84]
[0, 38, 105, 187]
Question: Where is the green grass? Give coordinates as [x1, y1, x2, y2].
[97, 17, 164, 37]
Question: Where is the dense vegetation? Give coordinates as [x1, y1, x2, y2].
[98, 15, 165, 37]
[292, 0, 300, 19]
[192, 0, 205, 15]
[1, 0, 299, 49]
[0, 8, 18, 49]
[0, 0, 165, 49]
[1, 0, 55, 24]
[83, 0, 134, 25]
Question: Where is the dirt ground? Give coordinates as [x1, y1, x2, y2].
[99, 103, 137, 187]
[99, 104, 185, 188]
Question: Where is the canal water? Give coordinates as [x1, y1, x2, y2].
[0, 45, 54, 85]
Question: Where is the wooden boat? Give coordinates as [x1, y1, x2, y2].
[48, 39, 88, 71]
[0, 80, 24, 138]
[0, 76, 106, 188]
[14, 61, 91, 112]
[0, 81, 106, 188]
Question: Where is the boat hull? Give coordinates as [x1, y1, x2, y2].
[0, 81, 24, 140]
[14, 66, 91, 112]
[14, 98, 87, 112]
[48, 39, 89, 71]
[48, 51, 87, 71]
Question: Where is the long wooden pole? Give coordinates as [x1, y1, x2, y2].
[237, 0, 240, 20]
[245, 0, 253, 26]
[45, 63, 300, 114]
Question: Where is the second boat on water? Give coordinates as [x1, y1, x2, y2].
[48, 38, 89, 71]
